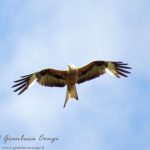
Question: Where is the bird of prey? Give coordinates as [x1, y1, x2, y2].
[12, 61, 131, 107]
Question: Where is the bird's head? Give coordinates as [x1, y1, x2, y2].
[68, 64, 77, 71]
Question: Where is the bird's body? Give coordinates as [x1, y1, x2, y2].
[12, 61, 132, 107]
[64, 64, 79, 107]
[66, 64, 78, 85]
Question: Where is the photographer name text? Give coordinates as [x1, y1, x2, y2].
[0, 134, 58, 144]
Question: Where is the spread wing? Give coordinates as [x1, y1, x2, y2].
[12, 69, 67, 95]
[77, 61, 132, 84]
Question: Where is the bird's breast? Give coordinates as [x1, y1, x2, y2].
[66, 70, 78, 85]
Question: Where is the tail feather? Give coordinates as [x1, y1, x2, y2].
[63, 85, 78, 108]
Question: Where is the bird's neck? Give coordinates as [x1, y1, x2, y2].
[68, 68, 78, 74]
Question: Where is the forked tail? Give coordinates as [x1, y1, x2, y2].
[63, 84, 78, 108]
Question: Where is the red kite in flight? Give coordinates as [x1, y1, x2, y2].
[12, 61, 131, 107]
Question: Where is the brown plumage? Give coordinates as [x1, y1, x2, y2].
[12, 61, 132, 107]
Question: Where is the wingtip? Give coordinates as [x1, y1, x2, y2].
[116, 76, 121, 78]
[21, 74, 31, 78]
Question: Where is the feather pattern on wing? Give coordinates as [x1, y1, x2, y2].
[36, 69, 67, 87]
[77, 61, 106, 83]
[12, 69, 67, 95]
[12, 74, 36, 95]
[77, 61, 131, 84]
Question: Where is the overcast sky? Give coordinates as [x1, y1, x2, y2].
[0, 0, 150, 150]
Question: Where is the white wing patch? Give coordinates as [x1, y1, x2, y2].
[105, 68, 117, 77]
[28, 78, 37, 88]
[28, 74, 37, 88]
